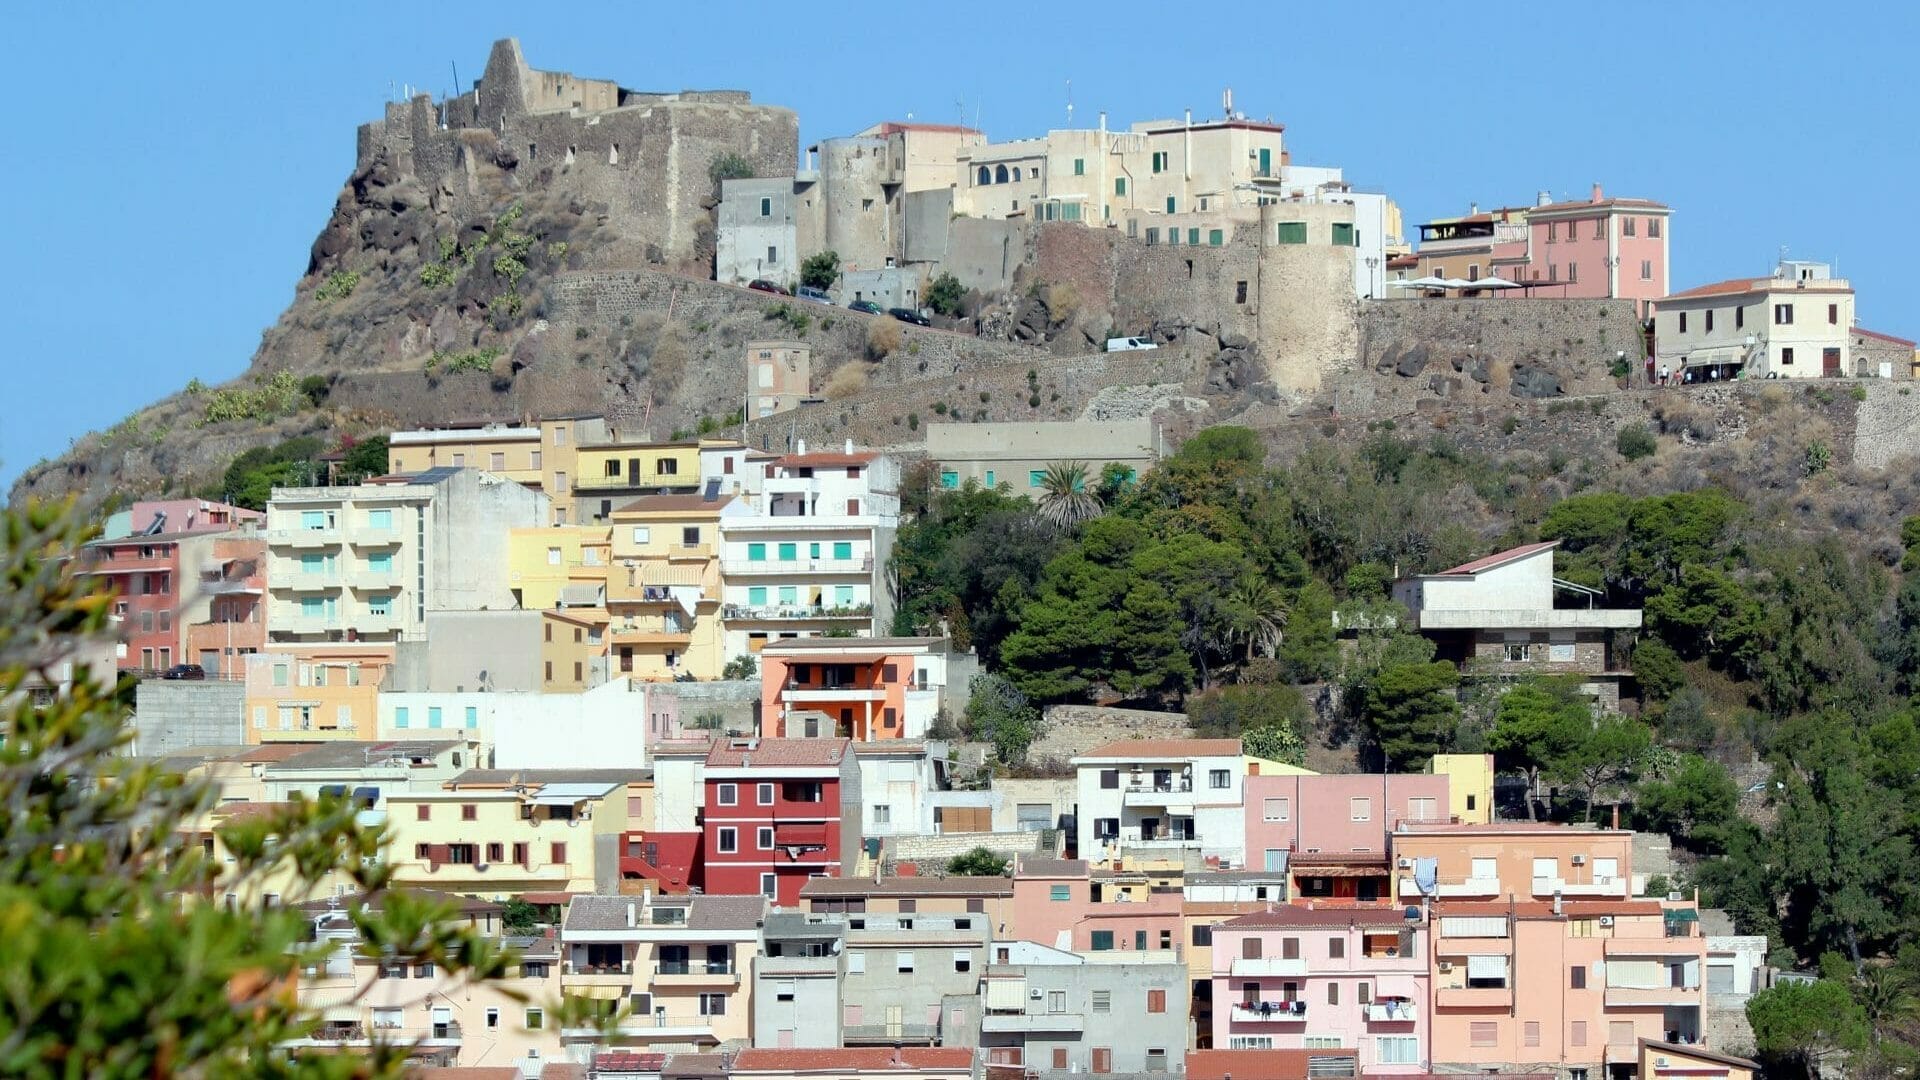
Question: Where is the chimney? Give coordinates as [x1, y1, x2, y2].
[1552, 891, 1563, 916]
[1591, 182, 1604, 203]
[844, 438, 854, 454]
[795, 438, 806, 455]
[1469, 202, 1478, 215]
[1537, 190, 1552, 208]
[627, 901, 636, 927]
[1184, 108, 1192, 182]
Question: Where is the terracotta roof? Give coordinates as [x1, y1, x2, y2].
[1855, 326, 1918, 347]
[541, 1065, 589, 1080]
[662, 1053, 730, 1078]
[868, 121, 984, 136]
[592, 1052, 667, 1074]
[1077, 738, 1243, 760]
[1015, 857, 1089, 878]
[235, 744, 312, 762]
[1431, 540, 1559, 577]
[731, 1048, 976, 1072]
[802, 876, 1013, 897]
[1661, 277, 1773, 301]
[413, 1070, 524, 1080]
[1219, 905, 1414, 929]
[208, 801, 290, 823]
[1639, 1039, 1760, 1071]
[1188, 1049, 1354, 1080]
[613, 493, 734, 515]
[706, 737, 851, 767]
[774, 451, 879, 468]
[1289, 852, 1391, 868]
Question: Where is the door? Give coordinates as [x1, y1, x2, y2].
[1823, 347, 1841, 376]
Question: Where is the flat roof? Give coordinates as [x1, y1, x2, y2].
[802, 876, 1013, 898]
[1077, 738, 1242, 760]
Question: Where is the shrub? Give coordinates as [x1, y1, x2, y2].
[425, 347, 503, 375]
[298, 374, 331, 408]
[1804, 441, 1832, 476]
[1616, 424, 1657, 461]
[1501, 415, 1520, 436]
[866, 319, 902, 360]
[926, 272, 965, 317]
[418, 262, 455, 288]
[800, 250, 841, 291]
[722, 655, 758, 681]
[313, 269, 359, 302]
[823, 364, 869, 399]
[201, 371, 309, 426]
[946, 847, 1010, 877]
[908, 413, 920, 430]
[1851, 384, 1869, 402]
[708, 152, 754, 187]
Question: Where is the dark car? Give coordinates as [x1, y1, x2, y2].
[161, 664, 206, 681]
[847, 299, 884, 315]
[889, 307, 931, 326]
[747, 279, 791, 296]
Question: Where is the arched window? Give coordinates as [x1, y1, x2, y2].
[1012, 167, 1022, 182]
[977, 165, 991, 186]
[995, 164, 1009, 184]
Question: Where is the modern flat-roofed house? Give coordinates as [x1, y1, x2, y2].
[1391, 541, 1640, 709]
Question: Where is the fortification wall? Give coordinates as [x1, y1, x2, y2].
[1028, 705, 1192, 769]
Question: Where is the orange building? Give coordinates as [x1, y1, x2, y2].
[757, 637, 951, 741]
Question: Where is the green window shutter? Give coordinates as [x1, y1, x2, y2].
[368, 509, 392, 529]
[778, 542, 797, 561]
[778, 585, 798, 605]
[394, 707, 409, 728]
[1073, 158, 1085, 176]
[835, 585, 855, 606]
[1332, 222, 1356, 246]
[427, 707, 442, 729]
[1188, 228, 1200, 245]
[985, 469, 996, 487]
[748, 586, 767, 606]
[1277, 222, 1307, 244]
[1115, 178, 1126, 195]
[464, 706, 478, 728]
[940, 471, 959, 489]
[1209, 229, 1224, 246]
[833, 542, 853, 560]
[1029, 470, 1047, 487]
[747, 543, 766, 561]
[810, 543, 821, 559]
[1259, 147, 1272, 176]
[1050, 885, 1070, 901]
[1090, 930, 1114, 951]
[1165, 195, 1176, 214]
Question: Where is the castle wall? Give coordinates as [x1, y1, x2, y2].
[817, 138, 896, 275]
[1256, 203, 1361, 393]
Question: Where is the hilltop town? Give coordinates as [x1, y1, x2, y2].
[15, 35, 1920, 1080]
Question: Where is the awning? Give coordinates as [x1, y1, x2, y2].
[775, 823, 829, 847]
[323, 1005, 362, 1022]
[528, 782, 618, 805]
[1295, 865, 1386, 878]
[565, 984, 626, 1000]
[559, 583, 604, 607]
[1665, 909, 1700, 922]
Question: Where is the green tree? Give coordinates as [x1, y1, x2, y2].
[502, 896, 541, 936]
[1488, 678, 1592, 821]
[1035, 461, 1101, 530]
[1241, 721, 1307, 767]
[1362, 661, 1461, 770]
[723, 654, 758, 681]
[339, 434, 390, 482]
[946, 847, 1010, 877]
[799, 250, 840, 291]
[1188, 683, 1309, 767]
[964, 673, 1041, 764]
[1616, 424, 1656, 461]
[1748, 978, 1869, 1079]
[0, 499, 515, 1078]
[1226, 575, 1289, 662]
[925, 273, 965, 317]
[1636, 754, 1740, 853]
[708, 152, 754, 188]
[1555, 714, 1653, 822]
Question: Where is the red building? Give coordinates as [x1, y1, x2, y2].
[82, 500, 262, 674]
[701, 736, 859, 906]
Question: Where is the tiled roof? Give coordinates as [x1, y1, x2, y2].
[1077, 738, 1242, 759]
[592, 1052, 666, 1074]
[1188, 1049, 1355, 1080]
[662, 1053, 730, 1077]
[773, 452, 877, 468]
[706, 737, 850, 767]
[689, 895, 770, 930]
[1661, 277, 1772, 301]
[1288, 851, 1390, 867]
[413, 1070, 523, 1080]
[1219, 905, 1414, 929]
[449, 768, 646, 786]
[852, 740, 929, 755]
[802, 876, 1013, 897]
[1432, 540, 1558, 577]
[731, 1048, 977, 1072]
[208, 801, 290, 823]
[1638, 1040, 1760, 1071]
[540, 1065, 589, 1080]
[565, 894, 766, 932]
[1014, 857, 1088, 878]
[1855, 326, 1918, 347]
[613, 493, 734, 514]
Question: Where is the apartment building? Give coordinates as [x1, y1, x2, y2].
[719, 448, 900, 654]
[384, 768, 637, 898]
[925, 421, 1158, 498]
[1244, 773, 1452, 902]
[1653, 260, 1857, 381]
[1189, 1048, 1360, 1080]
[748, 340, 815, 419]
[387, 422, 545, 487]
[608, 493, 730, 680]
[83, 499, 262, 672]
[1182, 874, 1287, 1048]
[758, 637, 952, 742]
[1210, 907, 1430, 1072]
[980, 945, 1189, 1076]
[379, 678, 654, 770]
[508, 524, 614, 610]
[265, 469, 547, 645]
[1508, 186, 1671, 315]
[728, 1048, 975, 1080]
[1072, 738, 1251, 867]
[852, 741, 944, 838]
[837, 910, 989, 1046]
[242, 644, 393, 741]
[558, 893, 766, 1053]
[247, 738, 475, 803]
[802, 876, 1018, 937]
[1392, 541, 1641, 710]
[1008, 859, 1186, 955]
[1391, 823, 1641, 905]
[287, 891, 561, 1073]
[753, 912, 847, 1047]
[702, 737, 861, 905]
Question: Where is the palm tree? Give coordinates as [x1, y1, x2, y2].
[1035, 461, 1101, 529]
[1229, 576, 1290, 662]
[1856, 966, 1920, 1048]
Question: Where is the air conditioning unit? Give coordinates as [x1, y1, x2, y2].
[1571, 855, 1587, 865]
[302, 966, 319, 978]
[1598, 915, 1615, 927]
[1396, 857, 1413, 869]
[1437, 961, 1453, 973]
[476, 863, 489, 872]
[1030, 989, 1043, 999]
[1655, 1058, 1670, 1069]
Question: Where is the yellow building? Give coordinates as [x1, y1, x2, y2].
[534, 415, 723, 526]
[558, 893, 765, 1052]
[383, 769, 636, 898]
[243, 645, 393, 742]
[542, 608, 610, 691]
[507, 524, 613, 610]
[386, 423, 545, 487]
[1428, 752, 1495, 824]
[606, 494, 730, 681]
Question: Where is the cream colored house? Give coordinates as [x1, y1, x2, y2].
[607, 493, 730, 680]
[383, 768, 638, 899]
[388, 423, 545, 487]
[926, 420, 1158, 498]
[1654, 261, 1856, 380]
[558, 893, 766, 1055]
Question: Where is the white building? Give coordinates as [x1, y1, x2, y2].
[1654, 260, 1857, 380]
[1072, 738, 1250, 868]
[1278, 164, 1401, 299]
[718, 446, 900, 659]
[265, 469, 547, 644]
[376, 677, 668, 769]
[852, 740, 944, 838]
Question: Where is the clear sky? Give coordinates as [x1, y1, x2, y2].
[5, 1, 1914, 490]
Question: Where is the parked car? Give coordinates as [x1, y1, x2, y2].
[889, 307, 932, 326]
[1105, 336, 1159, 352]
[847, 299, 884, 315]
[795, 285, 834, 305]
[747, 279, 791, 295]
[161, 664, 206, 681]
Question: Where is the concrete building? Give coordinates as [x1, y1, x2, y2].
[1391, 822, 1643, 904]
[384, 768, 638, 898]
[83, 499, 262, 672]
[1073, 738, 1251, 868]
[1428, 754, 1494, 825]
[1210, 906, 1430, 1070]
[1637, 1039, 1758, 1080]
[1244, 773, 1452, 903]
[801, 875, 1018, 938]
[1008, 859, 1186, 955]
[1188, 1048, 1360, 1080]
[1412, 205, 1531, 287]
[130, 681, 248, 755]
[1274, 164, 1404, 299]
[385, 610, 545, 693]
[1654, 261, 1857, 381]
[508, 524, 614, 611]
[377, 677, 663, 769]
[286, 891, 561, 1073]
[836, 911, 988, 1045]
[747, 341, 815, 419]
[852, 740, 946, 838]
[1392, 541, 1641, 711]
[248, 738, 476, 804]
[1412, 186, 1671, 316]
[608, 493, 731, 681]
[181, 532, 269, 678]
[719, 449, 900, 655]
[728, 1048, 975, 1080]
[926, 420, 1159, 497]
[980, 945, 1190, 1076]
[753, 911, 846, 1047]
[387, 422, 545, 487]
[557, 893, 766, 1055]
[701, 737, 860, 905]
[717, 177, 804, 288]
[757, 637, 953, 742]
[265, 469, 548, 645]
[243, 644, 393, 741]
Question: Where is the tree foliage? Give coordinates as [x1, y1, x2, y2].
[1488, 678, 1591, 820]
[925, 273, 964, 317]
[799, 250, 840, 291]
[946, 847, 1010, 877]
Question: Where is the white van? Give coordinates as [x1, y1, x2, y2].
[1105, 336, 1158, 352]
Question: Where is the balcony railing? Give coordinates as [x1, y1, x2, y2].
[1231, 1001, 1308, 1022]
[1230, 957, 1307, 978]
[1604, 985, 1702, 1007]
[1399, 876, 1501, 899]
[721, 557, 874, 576]
[844, 1021, 940, 1042]
[1364, 1000, 1418, 1023]
[565, 959, 633, 976]
[725, 603, 872, 622]
[267, 529, 341, 548]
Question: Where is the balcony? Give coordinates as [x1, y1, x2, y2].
[268, 528, 341, 549]
[1231, 957, 1307, 978]
[1434, 985, 1511, 1009]
[1365, 1000, 1418, 1023]
[844, 1021, 940, 1043]
[1230, 1001, 1308, 1023]
[781, 686, 886, 704]
[1603, 937, 1705, 958]
[1534, 876, 1628, 899]
[1400, 876, 1501, 899]
[1604, 985, 1702, 1008]
[652, 965, 741, 988]
[1132, 835, 1203, 852]
[574, 474, 696, 492]
[406, 1021, 463, 1047]
[1435, 935, 1512, 956]
[272, 576, 341, 595]
[726, 603, 873, 623]
[610, 619, 695, 645]
[1409, 607, 1642, 631]
[981, 1011, 1085, 1034]
[722, 557, 874, 576]
[564, 959, 634, 984]
[349, 529, 402, 549]
[563, 1012, 717, 1040]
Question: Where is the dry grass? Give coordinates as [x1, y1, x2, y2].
[823, 363, 870, 399]
[866, 319, 902, 360]
[1650, 396, 1718, 442]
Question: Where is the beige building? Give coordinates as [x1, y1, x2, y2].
[926, 420, 1159, 497]
[856, 121, 988, 193]
[387, 423, 545, 487]
[383, 768, 638, 898]
[1654, 260, 1857, 380]
[748, 340, 814, 419]
[558, 893, 766, 1053]
[243, 643, 394, 742]
[608, 494, 731, 681]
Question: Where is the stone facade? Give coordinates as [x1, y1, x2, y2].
[1027, 705, 1191, 770]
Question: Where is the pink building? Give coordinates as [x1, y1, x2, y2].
[1245, 774, 1451, 904]
[1009, 858, 1184, 954]
[1390, 823, 1638, 905]
[1505, 185, 1671, 317]
[1210, 906, 1430, 1074]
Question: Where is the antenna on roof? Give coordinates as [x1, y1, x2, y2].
[1065, 79, 1073, 126]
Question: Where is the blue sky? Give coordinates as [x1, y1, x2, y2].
[5, 1, 1914, 490]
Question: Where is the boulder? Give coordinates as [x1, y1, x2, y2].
[1395, 345, 1430, 378]
[1219, 331, 1252, 352]
[1509, 365, 1563, 399]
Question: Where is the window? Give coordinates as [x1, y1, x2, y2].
[1236, 279, 1248, 304]
[1641, 259, 1653, 280]
[1678, 311, 1688, 334]
[1571, 965, 1587, 989]
[760, 197, 772, 217]
[551, 842, 566, 863]
[1264, 797, 1291, 822]
[1092, 1048, 1112, 1074]
[1147, 988, 1166, 1013]
[1736, 306, 1745, 329]
[1167, 196, 1177, 214]
[1152, 151, 1166, 174]
[718, 783, 737, 806]
[464, 706, 477, 729]
[1622, 217, 1636, 237]
[1327, 983, 1339, 1005]
[747, 586, 767, 606]
[1277, 221, 1307, 244]
[1090, 930, 1114, 951]
[1548, 222, 1558, 242]
[1533, 857, 1558, 881]
[1054, 1049, 1069, 1070]
[1208, 229, 1224, 246]
[939, 471, 959, 489]
[427, 707, 442, 728]
[1829, 303, 1839, 325]
[758, 827, 773, 849]
[1073, 158, 1085, 176]
[1115, 177, 1127, 195]
[1330, 937, 1345, 959]
[461, 803, 477, 821]
[777, 542, 798, 561]
[1470, 1021, 1498, 1047]
[1376, 1037, 1418, 1064]
[486, 841, 503, 863]
[394, 706, 409, 728]
[1569, 261, 1578, 283]
[1331, 222, 1355, 246]
[630, 526, 651, 545]
[1209, 769, 1231, 789]
[525, 1008, 544, 1030]
[416, 804, 430, 821]
[368, 508, 392, 530]
[682, 527, 701, 547]
[1350, 797, 1371, 822]
[895, 951, 915, 972]
[1775, 303, 1794, 325]
[1648, 217, 1661, 237]
[1570, 1020, 1588, 1047]
[1782, 347, 1795, 366]
[698, 993, 727, 1016]
[760, 872, 777, 898]
[1188, 228, 1200, 245]
[717, 827, 738, 853]
[757, 782, 774, 805]
[1050, 884, 1071, 902]
[872, 805, 891, 826]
